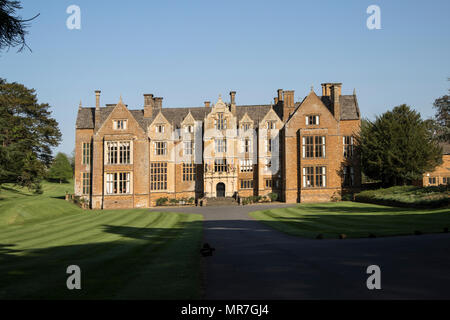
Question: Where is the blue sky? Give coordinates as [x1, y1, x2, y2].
[1, 0, 449, 155]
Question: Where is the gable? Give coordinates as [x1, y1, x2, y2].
[259, 108, 282, 129]
[286, 91, 337, 130]
[95, 100, 146, 137]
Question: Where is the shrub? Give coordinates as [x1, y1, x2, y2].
[156, 197, 168, 206]
[341, 193, 354, 201]
[268, 193, 278, 202]
[188, 197, 195, 204]
[355, 185, 450, 208]
[169, 198, 178, 205]
[331, 191, 341, 202]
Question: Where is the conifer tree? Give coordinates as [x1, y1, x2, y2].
[358, 105, 442, 186]
[0, 78, 61, 191]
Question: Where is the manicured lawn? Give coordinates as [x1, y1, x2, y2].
[0, 181, 203, 299]
[249, 202, 450, 239]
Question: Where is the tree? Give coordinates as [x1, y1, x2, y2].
[69, 149, 75, 173]
[432, 79, 450, 142]
[357, 104, 443, 186]
[47, 153, 73, 184]
[0, 0, 39, 52]
[0, 78, 61, 191]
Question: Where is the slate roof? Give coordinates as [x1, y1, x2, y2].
[320, 95, 360, 120]
[76, 104, 274, 130]
[76, 94, 360, 130]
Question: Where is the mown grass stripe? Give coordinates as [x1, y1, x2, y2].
[0, 213, 184, 298]
[1, 211, 144, 249]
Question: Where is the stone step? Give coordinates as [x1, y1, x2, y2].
[204, 197, 239, 206]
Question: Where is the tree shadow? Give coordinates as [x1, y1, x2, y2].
[0, 220, 203, 300]
[0, 185, 33, 196]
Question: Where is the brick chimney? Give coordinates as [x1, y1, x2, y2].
[95, 90, 101, 128]
[204, 101, 211, 108]
[321, 83, 332, 96]
[154, 97, 163, 110]
[282, 90, 295, 121]
[143, 94, 154, 118]
[277, 89, 283, 102]
[330, 83, 342, 121]
[230, 91, 236, 114]
[321, 83, 342, 121]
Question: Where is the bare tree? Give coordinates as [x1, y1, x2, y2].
[0, 0, 39, 52]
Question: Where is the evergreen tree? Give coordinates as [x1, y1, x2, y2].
[0, 78, 61, 191]
[358, 104, 442, 186]
[432, 79, 450, 142]
[47, 153, 72, 184]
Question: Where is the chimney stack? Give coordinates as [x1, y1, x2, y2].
[95, 90, 101, 128]
[282, 90, 295, 122]
[321, 83, 332, 96]
[143, 94, 154, 118]
[330, 83, 342, 121]
[230, 91, 236, 105]
[277, 89, 283, 102]
[204, 101, 211, 108]
[154, 97, 163, 110]
[230, 91, 236, 114]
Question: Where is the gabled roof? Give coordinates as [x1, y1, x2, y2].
[76, 104, 273, 130]
[75, 93, 360, 130]
[320, 95, 360, 120]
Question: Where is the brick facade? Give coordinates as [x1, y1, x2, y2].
[75, 84, 361, 209]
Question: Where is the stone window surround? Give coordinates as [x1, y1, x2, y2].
[105, 171, 132, 195]
[104, 140, 133, 165]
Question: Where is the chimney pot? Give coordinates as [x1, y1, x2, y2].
[204, 101, 211, 108]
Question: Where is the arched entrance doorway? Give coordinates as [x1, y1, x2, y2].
[216, 183, 225, 197]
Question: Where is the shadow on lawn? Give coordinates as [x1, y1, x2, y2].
[1, 211, 450, 300]
[0, 220, 202, 300]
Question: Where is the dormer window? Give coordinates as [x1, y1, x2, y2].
[156, 125, 165, 133]
[306, 115, 319, 125]
[185, 125, 194, 133]
[242, 123, 251, 131]
[114, 120, 127, 130]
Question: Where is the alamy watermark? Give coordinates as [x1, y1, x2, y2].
[367, 5, 381, 30]
[366, 265, 381, 290]
[66, 265, 81, 290]
[66, 5, 81, 30]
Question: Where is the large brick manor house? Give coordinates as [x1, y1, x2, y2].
[75, 83, 361, 209]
